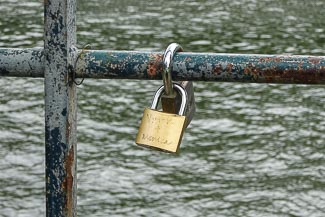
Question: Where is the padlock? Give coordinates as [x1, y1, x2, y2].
[135, 83, 187, 153]
[160, 43, 195, 128]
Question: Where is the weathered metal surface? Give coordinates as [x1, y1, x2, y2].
[1, 48, 325, 84]
[0, 48, 44, 77]
[44, 0, 77, 216]
[76, 50, 325, 84]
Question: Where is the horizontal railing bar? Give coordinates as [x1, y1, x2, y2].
[78, 50, 325, 84]
[1, 48, 325, 84]
[0, 48, 44, 77]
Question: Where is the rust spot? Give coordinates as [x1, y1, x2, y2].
[62, 145, 75, 216]
[213, 64, 222, 75]
[261, 67, 325, 84]
[66, 119, 70, 144]
[148, 53, 163, 78]
[259, 57, 282, 63]
[226, 63, 233, 73]
[244, 63, 259, 80]
[308, 57, 321, 65]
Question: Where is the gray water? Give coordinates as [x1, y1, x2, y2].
[1, 0, 325, 216]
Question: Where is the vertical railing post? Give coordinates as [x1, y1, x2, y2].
[44, 0, 77, 216]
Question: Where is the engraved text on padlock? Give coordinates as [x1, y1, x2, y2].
[135, 83, 187, 153]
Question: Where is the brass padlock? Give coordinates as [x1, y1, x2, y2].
[135, 83, 188, 153]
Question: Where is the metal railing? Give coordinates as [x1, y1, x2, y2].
[0, 0, 324, 217]
[1, 48, 325, 84]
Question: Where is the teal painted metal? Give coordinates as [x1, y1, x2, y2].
[77, 50, 325, 84]
[1, 48, 325, 85]
[44, 0, 77, 216]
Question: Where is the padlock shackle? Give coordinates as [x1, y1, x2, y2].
[162, 43, 183, 96]
[151, 83, 187, 116]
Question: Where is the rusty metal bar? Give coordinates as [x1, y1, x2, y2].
[44, 0, 77, 216]
[77, 50, 325, 84]
[2, 48, 325, 84]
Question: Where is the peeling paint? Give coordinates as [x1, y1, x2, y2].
[2, 48, 325, 85]
[148, 53, 163, 78]
[44, 0, 77, 216]
[75, 51, 325, 84]
[0, 48, 44, 77]
[308, 57, 321, 65]
[62, 145, 75, 217]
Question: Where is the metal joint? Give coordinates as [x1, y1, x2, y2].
[72, 44, 91, 86]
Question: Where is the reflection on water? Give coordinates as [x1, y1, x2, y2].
[0, 0, 325, 216]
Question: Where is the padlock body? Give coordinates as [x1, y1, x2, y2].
[179, 81, 196, 128]
[136, 108, 186, 153]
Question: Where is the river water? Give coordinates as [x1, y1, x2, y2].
[1, 0, 325, 216]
